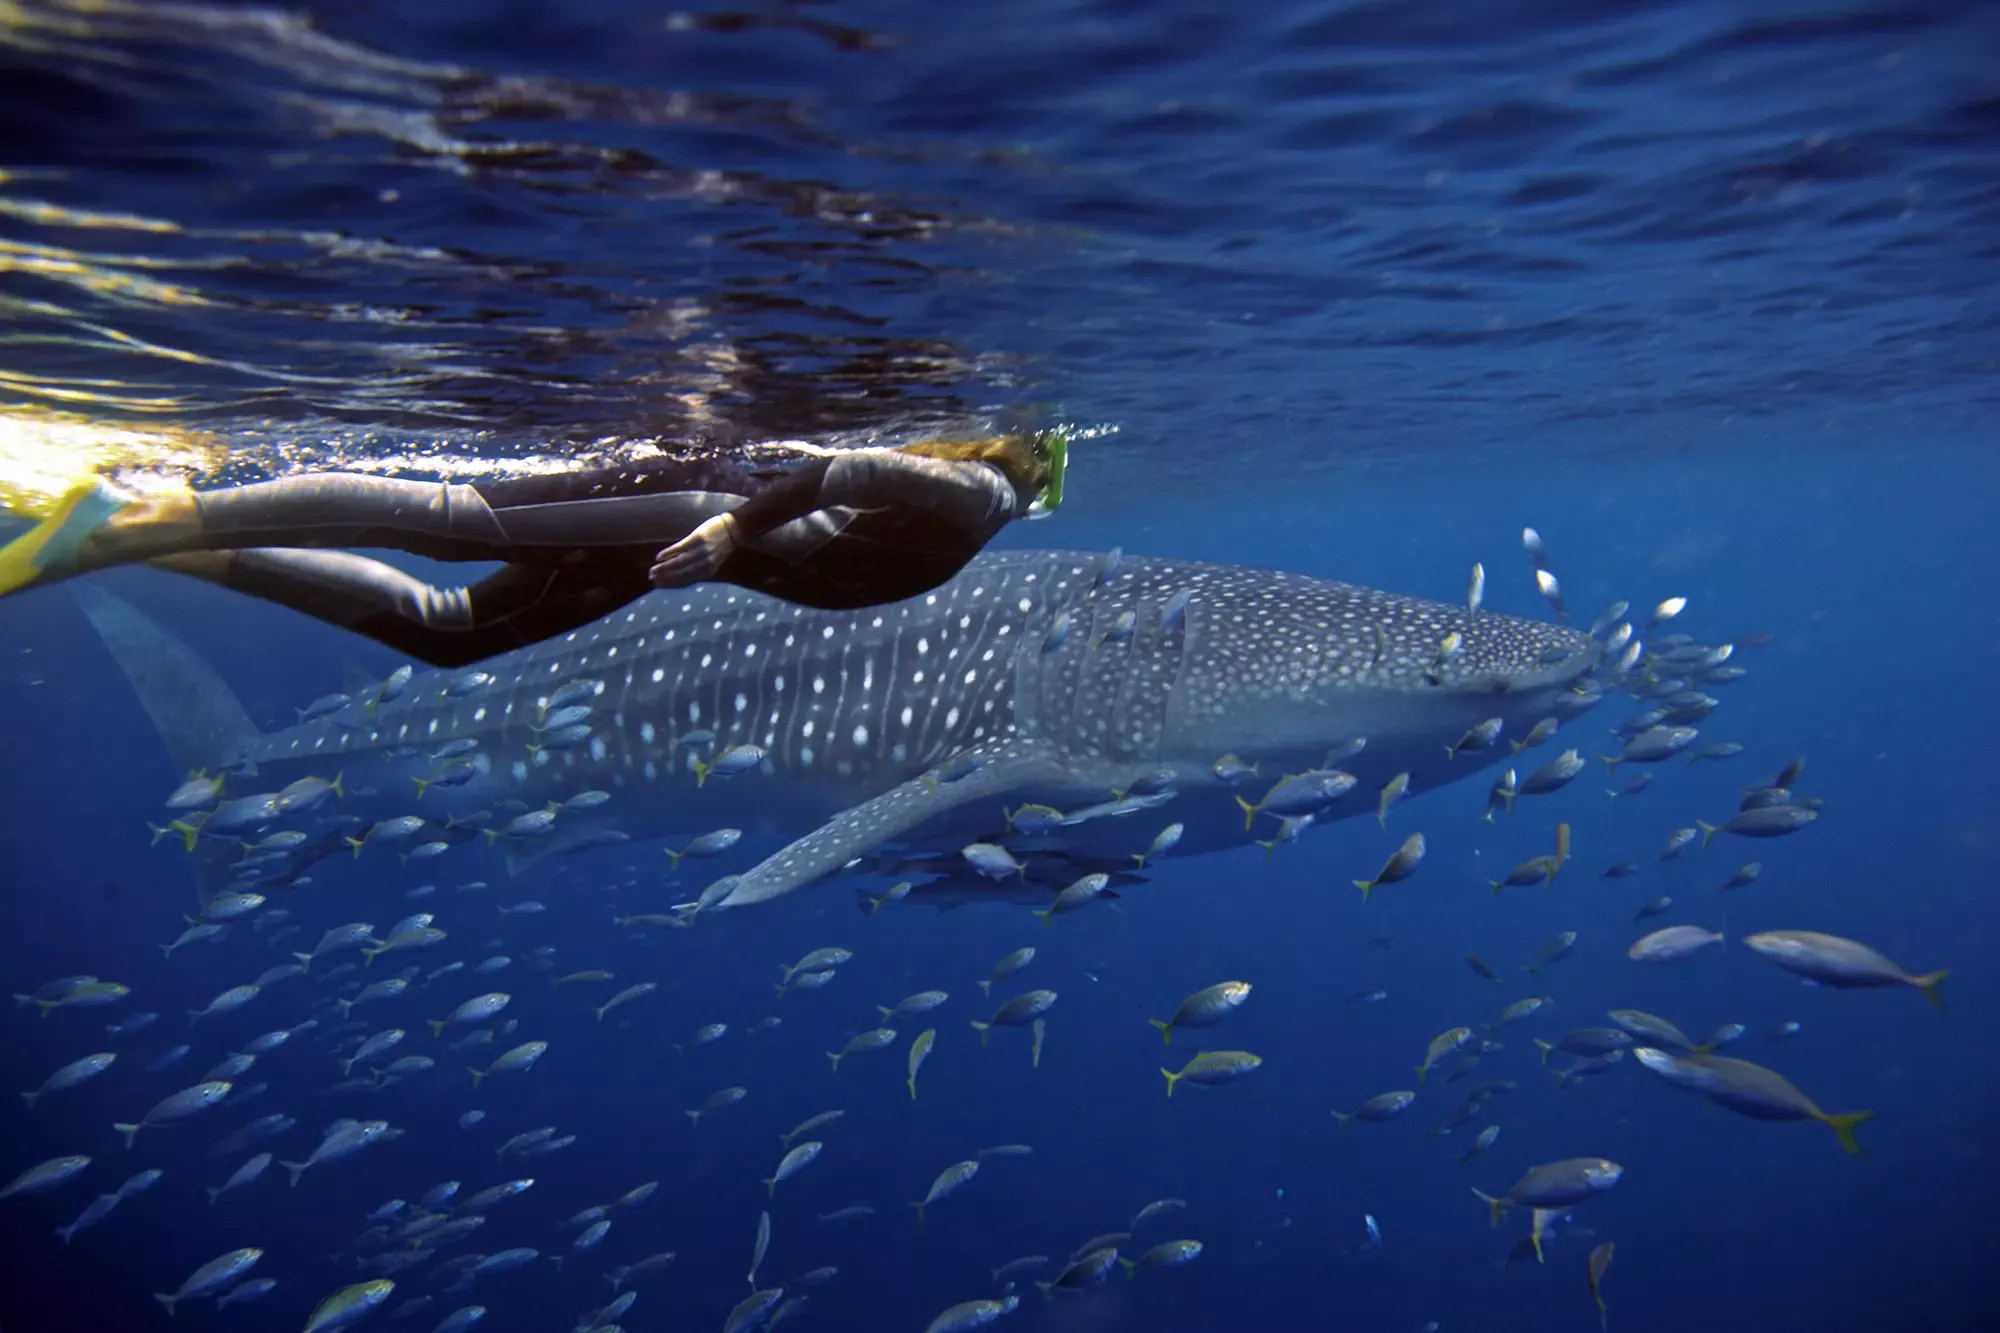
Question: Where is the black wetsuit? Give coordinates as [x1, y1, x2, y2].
[165, 450, 1026, 666]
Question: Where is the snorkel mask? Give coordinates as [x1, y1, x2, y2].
[1026, 429, 1068, 519]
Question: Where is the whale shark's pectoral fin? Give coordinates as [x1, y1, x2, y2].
[718, 740, 1074, 910]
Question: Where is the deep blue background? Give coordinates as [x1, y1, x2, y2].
[1, 2, 1996, 1332]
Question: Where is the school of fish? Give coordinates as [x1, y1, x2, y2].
[1, 529, 1947, 1333]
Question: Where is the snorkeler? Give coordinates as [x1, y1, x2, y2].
[0, 431, 1066, 667]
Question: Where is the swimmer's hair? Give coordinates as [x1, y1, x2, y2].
[897, 432, 1052, 500]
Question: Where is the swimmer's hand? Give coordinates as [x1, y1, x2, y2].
[650, 512, 740, 588]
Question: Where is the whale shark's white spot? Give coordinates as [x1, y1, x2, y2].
[801, 747, 814, 766]
[511, 760, 528, 782]
[802, 721, 815, 738]
[852, 725, 868, 746]
[644, 761, 657, 780]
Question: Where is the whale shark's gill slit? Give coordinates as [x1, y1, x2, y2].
[1160, 596, 1201, 746]
[832, 633, 857, 777]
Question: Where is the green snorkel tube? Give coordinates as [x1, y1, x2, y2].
[1027, 428, 1068, 519]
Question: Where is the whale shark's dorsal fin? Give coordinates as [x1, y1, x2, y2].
[718, 739, 1075, 909]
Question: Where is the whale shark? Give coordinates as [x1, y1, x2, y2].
[78, 550, 1600, 911]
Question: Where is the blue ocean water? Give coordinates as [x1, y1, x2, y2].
[1, 3, 1996, 1333]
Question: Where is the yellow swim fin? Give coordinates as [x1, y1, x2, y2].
[0, 478, 128, 596]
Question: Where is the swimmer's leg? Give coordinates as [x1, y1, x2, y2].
[139, 475, 512, 561]
[150, 548, 648, 668]
[6, 473, 517, 597]
[9, 465, 742, 594]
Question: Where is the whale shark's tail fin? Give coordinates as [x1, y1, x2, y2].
[72, 583, 260, 779]
[74, 584, 263, 908]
